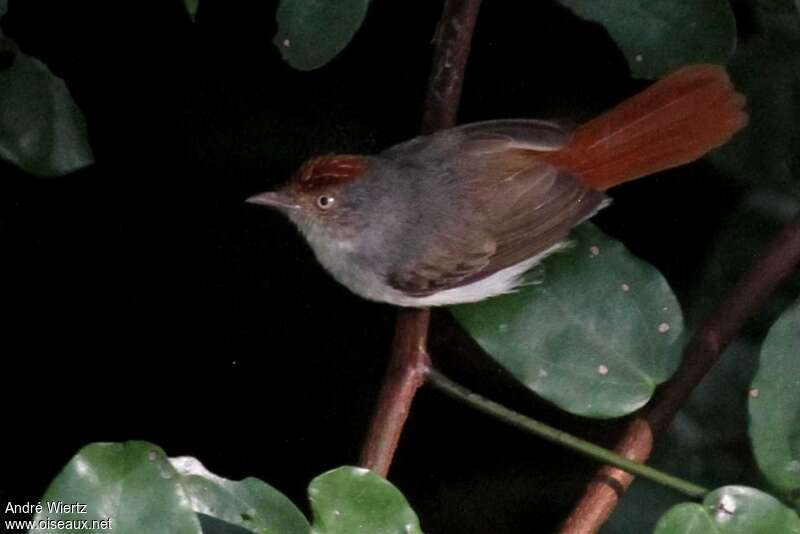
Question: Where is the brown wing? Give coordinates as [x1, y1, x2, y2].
[386, 231, 496, 295]
[388, 120, 607, 297]
[452, 118, 575, 153]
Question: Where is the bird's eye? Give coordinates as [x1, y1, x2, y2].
[316, 195, 335, 209]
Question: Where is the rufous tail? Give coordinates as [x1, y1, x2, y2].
[540, 64, 748, 191]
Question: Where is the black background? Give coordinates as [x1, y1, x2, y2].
[1, 1, 751, 532]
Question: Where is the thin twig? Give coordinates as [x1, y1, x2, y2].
[561, 213, 800, 534]
[427, 368, 708, 499]
[358, 0, 483, 477]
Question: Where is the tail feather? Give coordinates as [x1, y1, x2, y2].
[540, 65, 748, 190]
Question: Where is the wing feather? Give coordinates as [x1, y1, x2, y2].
[387, 120, 606, 297]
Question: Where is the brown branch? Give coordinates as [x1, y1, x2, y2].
[561, 213, 800, 534]
[358, 0, 483, 477]
[359, 309, 431, 475]
[421, 0, 483, 135]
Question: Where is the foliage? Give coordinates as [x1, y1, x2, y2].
[452, 223, 684, 418]
[183, 0, 199, 21]
[749, 301, 800, 501]
[308, 467, 423, 534]
[32, 441, 423, 534]
[655, 486, 800, 533]
[0, 2, 93, 177]
[557, 0, 737, 78]
[0, 0, 92, 176]
[5, 0, 800, 532]
[274, 0, 371, 71]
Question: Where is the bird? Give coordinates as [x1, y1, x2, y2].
[247, 64, 747, 307]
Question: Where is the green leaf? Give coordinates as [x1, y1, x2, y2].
[309, 466, 423, 534]
[34, 443, 427, 533]
[655, 503, 720, 534]
[32, 441, 310, 534]
[170, 455, 309, 534]
[451, 223, 683, 418]
[0, 52, 94, 176]
[33, 442, 202, 534]
[558, 0, 736, 79]
[274, 0, 370, 71]
[183, 0, 198, 21]
[749, 301, 800, 500]
[708, 5, 800, 199]
[655, 486, 800, 533]
[0, 0, 7, 18]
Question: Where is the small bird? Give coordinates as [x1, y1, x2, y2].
[248, 65, 747, 307]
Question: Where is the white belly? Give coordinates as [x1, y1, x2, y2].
[378, 242, 565, 306]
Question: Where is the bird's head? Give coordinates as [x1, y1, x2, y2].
[247, 154, 371, 241]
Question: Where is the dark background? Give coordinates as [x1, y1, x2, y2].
[0, 1, 775, 532]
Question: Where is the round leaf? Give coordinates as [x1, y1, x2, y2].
[170, 455, 309, 534]
[274, 0, 370, 71]
[0, 52, 94, 176]
[183, 0, 199, 21]
[32, 441, 309, 534]
[558, 0, 737, 79]
[749, 301, 800, 498]
[657, 486, 800, 533]
[308, 466, 423, 534]
[451, 223, 683, 418]
[33, 441, 202, 534]
[655, 503, 720, 534]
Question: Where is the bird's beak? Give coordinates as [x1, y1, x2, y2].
[245, 191, 300, 210]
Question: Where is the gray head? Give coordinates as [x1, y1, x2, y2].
[246, 154, 378, 242]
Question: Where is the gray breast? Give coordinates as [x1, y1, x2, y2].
[344, 154, 465, 281]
